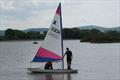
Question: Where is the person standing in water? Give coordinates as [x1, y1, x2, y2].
[63, 48, 73, 70]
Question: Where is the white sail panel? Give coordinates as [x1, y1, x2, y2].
[33, 3, 63, 62]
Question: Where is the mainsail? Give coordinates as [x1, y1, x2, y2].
[32, 3, 63, 63]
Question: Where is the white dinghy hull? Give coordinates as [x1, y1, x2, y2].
[27, 68, 78, 73]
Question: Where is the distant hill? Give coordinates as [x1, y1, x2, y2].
[0, 28, 49, 36]
[77, 25, 120, 32]
[107, 27, 120, 32]
[0, 25, 120, 36]
[23, 28, 49, 33]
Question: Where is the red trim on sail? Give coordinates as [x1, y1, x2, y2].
[36, 47, 62, 59]
[56, 4, 60, 15]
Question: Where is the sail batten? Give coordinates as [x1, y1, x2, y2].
[32, 3, 63, 62]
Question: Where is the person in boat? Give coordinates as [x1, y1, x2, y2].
[63, 48, 73, 70]
[44, 61, 53, 69]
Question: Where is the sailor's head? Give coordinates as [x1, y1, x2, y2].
[48, 61, 51, 63]
[47, 61, 52, 64]
[66, 48, 69, 51]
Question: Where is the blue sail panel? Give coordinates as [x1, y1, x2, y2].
[33, 57, 62, 62]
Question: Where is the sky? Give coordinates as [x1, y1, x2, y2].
[0, 0, 120, 30]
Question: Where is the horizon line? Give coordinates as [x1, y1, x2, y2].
[0, 25, 120, 31]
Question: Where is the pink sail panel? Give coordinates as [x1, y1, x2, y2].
[36, 47, 62, 59]
[56, 3, 60, 15]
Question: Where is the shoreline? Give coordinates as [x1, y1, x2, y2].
[0, 39, 43, 42]
[0, 39, 120, 43]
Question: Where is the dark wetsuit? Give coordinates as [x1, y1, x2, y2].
[65, 50, 72, 69]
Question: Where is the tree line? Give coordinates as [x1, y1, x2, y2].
[0, 28, 120, 43]
[0, 29, 47, 40]
[63, 28, 120, 43]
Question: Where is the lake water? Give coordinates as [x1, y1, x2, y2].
[0, 40, 120, 80]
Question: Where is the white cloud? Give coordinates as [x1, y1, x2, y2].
[0, 0, 15, 10]
[0, 0, 120, 30]
[62, 0, 120, 27]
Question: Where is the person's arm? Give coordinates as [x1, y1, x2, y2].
[63, 52, 67, 58]
[71, 51, 73, 60]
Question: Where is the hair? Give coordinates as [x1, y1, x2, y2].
[66, 48, 69, 50]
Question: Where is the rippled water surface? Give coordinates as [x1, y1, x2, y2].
[0, 40, 120, 80]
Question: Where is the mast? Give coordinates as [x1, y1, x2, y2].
[59, 2, 64, 69]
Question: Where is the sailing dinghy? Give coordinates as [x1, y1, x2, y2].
[27, 3, 77, 73]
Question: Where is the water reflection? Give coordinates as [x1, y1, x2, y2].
[45, 73, 72, 80]
[45, 74, 65, 80]
[67, 73, 71, 80]
[29, 73, 72, 80]
[45, 74, 54, 80]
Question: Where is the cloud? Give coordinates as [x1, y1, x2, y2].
[0, 0, 58, 20]
[0, 0, 120, 30]
[0, 0, 15, 10]
[62, 0, 120, 27]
